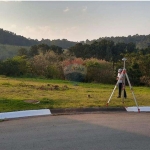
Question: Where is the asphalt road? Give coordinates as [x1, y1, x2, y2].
[0, 112, 150, 150]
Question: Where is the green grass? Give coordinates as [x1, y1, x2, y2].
[0, 76, 150, 113]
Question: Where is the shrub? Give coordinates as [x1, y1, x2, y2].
[62, 58, 86, 82]
[0, 56, 28, 76]
[84, 58, 114, 84]
[45, 65, 64, 79]
[140, 76, 150, 86]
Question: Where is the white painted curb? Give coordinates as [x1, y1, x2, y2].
[0, 109, 51, 120]
[125, 106, 150, 112]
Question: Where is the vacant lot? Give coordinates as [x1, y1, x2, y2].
[0, 76, 150, 112]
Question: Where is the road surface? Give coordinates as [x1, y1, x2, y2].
[0, 112, 150, 150]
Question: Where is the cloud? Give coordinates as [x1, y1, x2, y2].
[82, 6, 87, 12]
[63, 7, 69, 12]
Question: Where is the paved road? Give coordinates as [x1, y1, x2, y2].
[0, 112, 150, 150]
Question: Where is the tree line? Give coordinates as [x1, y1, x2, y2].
[0, 40, 150, 86]
[85, 34, 150, 49]
[69, 39, 150, 85]
[0, 28, 150, 85]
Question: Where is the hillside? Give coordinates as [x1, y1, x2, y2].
[0, 28, 77, 49]
[0, 44, 30, 60]
[0, 28, 150, 49]
[86, 34, 150, 49]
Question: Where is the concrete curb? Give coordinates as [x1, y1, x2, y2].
[0, 109, 51, 120]
[1, 106, 150, 120]
[125, 106, 150, 112]
[50, 107, 126, 115]
[2, 106, 150, 120]
[0, 107, 126, 120]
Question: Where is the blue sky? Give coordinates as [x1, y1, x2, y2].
[0, 1, 150, 42]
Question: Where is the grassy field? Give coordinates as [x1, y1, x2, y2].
[0, 76, 150, 113]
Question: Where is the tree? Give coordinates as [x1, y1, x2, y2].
[28, 45, 38, 57]
[37, 44, 49, 54]
[18, 48, 28, 56]
[49, 45, 63, 54]
[126, 42, 137, 53]
[0, 56, 28, 76]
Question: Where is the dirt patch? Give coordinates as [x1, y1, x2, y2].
[37, 84, 69, 91]
[24, 100, 40, 104]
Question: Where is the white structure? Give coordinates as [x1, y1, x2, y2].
[0, 109, 51, 120]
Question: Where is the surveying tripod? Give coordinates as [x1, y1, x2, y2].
[106, 58, 140, 112]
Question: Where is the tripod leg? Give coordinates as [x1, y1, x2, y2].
[125, 73, 140, 112]
[121, 83, 125, 104]
[107, 83, 118, 106]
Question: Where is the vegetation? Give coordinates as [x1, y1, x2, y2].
[0, 44, 30, 60]
[0, 28, 77, 48]
[0, 39, 150, 86]
[86, 34, 150, 49]
[0, 29, 150, 113]
[1, 28, 150, 49]
[0, 77, 150, 113]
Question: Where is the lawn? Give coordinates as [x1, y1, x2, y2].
[0, 76, 150, 113]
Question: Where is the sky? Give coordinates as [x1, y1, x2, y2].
[0, 1, 150, 42]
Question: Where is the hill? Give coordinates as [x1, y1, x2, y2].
[86, 34, 150, 49]
[0, 28, 150, 49]
[0, 28, 77, 49]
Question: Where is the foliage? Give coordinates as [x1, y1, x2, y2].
[0, 28, 150, 86]
[45, 65, 59, 79]
[84, 58, 114, 84]
[0, 56, 28, 76]
[116, 52, 150, 86]
[69, 40, 137, 65]
[27, 44, 63, 58]
[0, 44, 29, 60]
[62, 57, 84, 68]
[18, 48, 28, 56]
[89, 34, 150, 49]
[1, 28, 150, 50]
[62, 58, 86, 82]
[29, 51, 64, 79]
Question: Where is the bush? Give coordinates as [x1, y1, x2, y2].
[62, 58, 86, 82]
[0, 56, 28, 76]
[45, 65, 64, 79]
[84, 58, 114, 84]
[140, 76, 150, 86]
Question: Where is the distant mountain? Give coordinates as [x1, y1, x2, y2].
[0, 28, 150, 49]
[0, 28, 39, 46]
[85, 34, 150, 49]
[0, 28, 77, 49]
